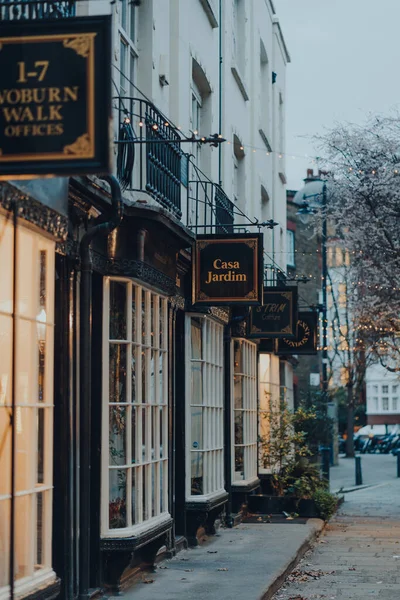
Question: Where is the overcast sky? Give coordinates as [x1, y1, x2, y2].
[275, 0, 400, 190]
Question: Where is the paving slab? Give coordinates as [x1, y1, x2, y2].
[113, 519, 324, 600]
[272, 477, 400, 600]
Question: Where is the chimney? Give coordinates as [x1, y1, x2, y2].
[307, 169, 314, 178]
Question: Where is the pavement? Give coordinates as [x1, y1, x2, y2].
[110, 454, 400, 600]
[112, 520, 324, 600]
[330, 453, 399, 493]
[273, 456, 400, 600]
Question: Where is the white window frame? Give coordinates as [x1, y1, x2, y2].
[0, 215, 56, 599]
[382, 385, 389, 394]
[231, 338, 258, 485]
[185, 315, 225, 501]
[382, 397, 389, 411]
[392, 397, 398, 411]
[118, 0, 139, 96]
[286, 229, 295, 268]
[101, 278, 170, 538]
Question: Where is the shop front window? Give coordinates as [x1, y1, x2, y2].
[0, 214, 56, 596]
[103, 279, 169, 535]
[186, 317, 224, 499]
[232, 339, 257, 483]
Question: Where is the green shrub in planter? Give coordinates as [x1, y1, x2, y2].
[312, 489, 338, 521]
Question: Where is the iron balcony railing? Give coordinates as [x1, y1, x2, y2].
[115, 97, 182, 219]
[186, 175, 235, 234]
[0, 0, 75, 19]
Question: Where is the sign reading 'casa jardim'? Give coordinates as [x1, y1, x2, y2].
[192, 233, 263, 306]
[248, 286, 298, 339]
[0, 16, 111, 180]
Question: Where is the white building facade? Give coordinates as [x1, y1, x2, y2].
[366, 363, 400, 426]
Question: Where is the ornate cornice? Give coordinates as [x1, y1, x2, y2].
[209, 307, 230, 324]
[91, 251, 177, 295]
[170, 294, 185, 311]
[0, 183, 68, 241]
[100, 518, 173, 552]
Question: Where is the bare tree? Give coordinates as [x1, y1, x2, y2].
[315, 115, 400, 370]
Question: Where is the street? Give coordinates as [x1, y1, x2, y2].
[274, 455, 400, 600]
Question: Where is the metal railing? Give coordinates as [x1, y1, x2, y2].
[0, 0, 75, 19]
[115, 97, 182, 219]
[186, 170, 235, 234]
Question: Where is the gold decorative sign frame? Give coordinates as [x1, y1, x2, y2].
[0, 16, 111, 179]
[192, 233, 263, 306]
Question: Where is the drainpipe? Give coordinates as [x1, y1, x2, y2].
[79, 175, 122, 600]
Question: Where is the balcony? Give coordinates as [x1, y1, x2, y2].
[186, 170, 234, 234]
[115, 97, 182, 219]
[0, 0, 75, 20]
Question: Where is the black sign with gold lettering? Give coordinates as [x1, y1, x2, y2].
[0, 16, 110, 179]
[248, 286, 298, 339]
[276, 311, 318, 355]
[192, 233, 263, 306]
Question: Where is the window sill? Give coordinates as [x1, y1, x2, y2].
[231, 477, 260, 492]
[0, 570, 59, 600]
[186, 490, 228, 512]
[100, 513, 173, 550]
[199, 0, 219, 28]
[231, 65, 249, 101]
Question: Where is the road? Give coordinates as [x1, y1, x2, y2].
[273, 457, 400, 600]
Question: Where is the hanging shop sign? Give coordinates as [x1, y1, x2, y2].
[276, 311, 318, 355]
[0, 16, 111, 180]
[192, 233, 263, 306]
[248, 286, 298, 339]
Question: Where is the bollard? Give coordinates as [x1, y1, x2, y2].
[397, 453, 400, 478]
[355, 455, 363, 486]
[320, 446, 330, 483]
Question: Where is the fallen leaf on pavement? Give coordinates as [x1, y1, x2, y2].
[184, 569, 193, 572]
[207, 550, 218, 554]
[143, 578, 154, 584]
[217, 568, 228, 571]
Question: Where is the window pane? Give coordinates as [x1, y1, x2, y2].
[159, 407, 164, 458]
[0, 499, 10, 587]
[37, 408, 45, 483]
[131, 346, 136, 402]
[191, 453, 203, 495]
[109, 344, 127, 403]
[131, 406, 137, 464]
[142, 349, 147, 403]
[143, 464, 149, 521]
[150, 350, 155, 404]
[16, 407, 34, 492]
[131, 286, 137, 342]
[235, 410, 244, 445]
[191, 361, 203, 405]
[109, 406, 127, 466]
[191, 407, 203, 450]
[131, 468, 136, 525]
[109, 281, 127, 340]
[15, 494, 32, 579]
[191, 319, 202, 358]
[235, 447, 244, 480]
[35, 491, 44, 569]
[109, 469, 127, 529]
[159, 352, 164, 402]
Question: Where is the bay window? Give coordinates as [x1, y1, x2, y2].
[102, 279, 169, 536]
[186, 316, 224, 499]
[232, 339, 257, 484]
[0, 214, 56, 598]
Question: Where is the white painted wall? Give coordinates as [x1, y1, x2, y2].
[81, 0, 290, 258]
